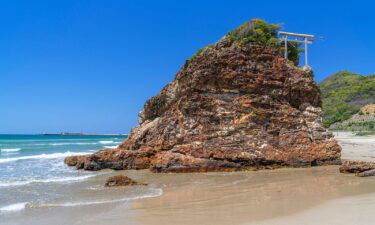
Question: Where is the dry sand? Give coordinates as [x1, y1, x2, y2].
[335, 131, 375, 162]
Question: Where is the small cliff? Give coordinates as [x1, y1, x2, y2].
[65, 19, 341, 172]
[329, 104, 375, 133]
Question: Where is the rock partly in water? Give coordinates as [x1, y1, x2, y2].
[65, 19, 341, 173]
[339, 161, 375, 177]
[105, 175, 147, 187]
[357, 169, 375, 177]
[64, 155, 89, 169]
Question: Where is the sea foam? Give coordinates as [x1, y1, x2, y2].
[0, 151, 91, 164]
[42, 188, 163, 207]
[0, 174, 97, 187]
[0, 202, 28, 212]
[99, 141, 114, 144]
[104, 145, 119, 149]
[1, 148, 21, 153]
[50, 142, 99, 146]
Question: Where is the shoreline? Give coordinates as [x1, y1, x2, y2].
[2, 132, 375, 225]
[2, 166, 375, 225]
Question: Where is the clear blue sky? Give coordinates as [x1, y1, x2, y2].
[0, 0, 374, 134]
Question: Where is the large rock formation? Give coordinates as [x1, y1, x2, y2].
[65, 19, 341, 173]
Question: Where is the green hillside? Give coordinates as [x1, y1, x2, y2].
[319, 71, 375, 127]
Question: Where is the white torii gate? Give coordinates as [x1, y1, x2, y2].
[278, 31, 315, 68]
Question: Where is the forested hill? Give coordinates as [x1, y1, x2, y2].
[319, 71, 375, 127]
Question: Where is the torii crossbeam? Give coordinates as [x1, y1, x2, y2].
[278, 31, 315, 68]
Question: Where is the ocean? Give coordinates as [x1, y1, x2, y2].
[0, 134, 162, 223]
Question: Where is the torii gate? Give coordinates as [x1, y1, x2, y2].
[278, 31, 315, 68]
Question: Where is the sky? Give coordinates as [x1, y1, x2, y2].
[0, 0, 374, 134]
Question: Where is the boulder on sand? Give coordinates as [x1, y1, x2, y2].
[105, 175, 147, 187]
[339, 161, 375, 177]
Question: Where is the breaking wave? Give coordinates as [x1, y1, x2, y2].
[0, 174, 97, 187]
[99, 141, 114, 144]
[104, 145, 119, 149]
[0, 151, 91, 164]
[50, 142, 99, 146]
[1, 148, 21, 153]
[0, 202, 28, 212]
[41, 188, 163, 207]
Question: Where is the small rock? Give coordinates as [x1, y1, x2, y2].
[339, 161, 375, 176]
[357, 169, 375, 177]
[104, 175, 147, 187]
[64, 155, 88, 167]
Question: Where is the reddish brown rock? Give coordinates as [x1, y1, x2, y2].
[339, 161, 375, 177]
[105, 175, 147, 187]
[65, 22, 341, 173]
[64, 155, 89, 169]
[357, 169, 375, 177]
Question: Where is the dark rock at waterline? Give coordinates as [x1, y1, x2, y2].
[65, 20, 341, 173]
[357, 169, 375, 177]
[339, 161, 375, 177]
[105, 175, 147, 187]
[64, 155, 88, 169]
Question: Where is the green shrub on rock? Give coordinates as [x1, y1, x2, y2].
[226, 18, 280, 46]
[189, 19, 303, 65]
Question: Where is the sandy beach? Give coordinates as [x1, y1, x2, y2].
[130, 132, 375, 225]
[335, 131, 375, 162]
[2, 132, 375, 225]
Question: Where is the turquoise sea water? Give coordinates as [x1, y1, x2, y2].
[0, 134, 127, 213]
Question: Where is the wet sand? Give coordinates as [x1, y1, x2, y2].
[251, 193, 375, 225]
[3, 132, 375, 225]
[130, 166, 375, 225]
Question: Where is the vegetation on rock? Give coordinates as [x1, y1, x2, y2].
[319, 71, 375, 127]
[226, 19, 280, 46]
[189, 19, 302, 65]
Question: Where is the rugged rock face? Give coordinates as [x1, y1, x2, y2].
[105, 175, 147, 187]
[65, 21, 341, 173]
